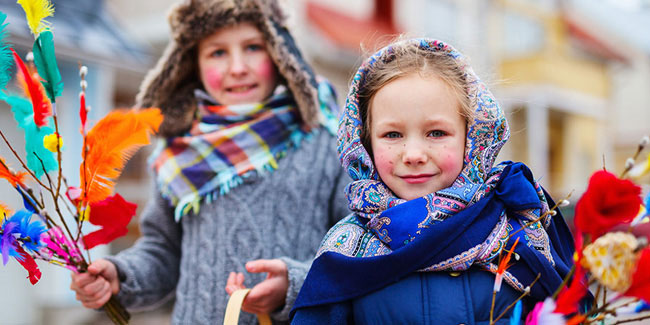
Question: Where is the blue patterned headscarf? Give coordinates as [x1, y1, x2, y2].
[293, 39, 577, 317]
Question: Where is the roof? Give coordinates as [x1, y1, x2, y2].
[0, 0, 152, 70]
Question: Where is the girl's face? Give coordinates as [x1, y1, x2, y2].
[369, 73, 466, 200]
[197, 23, 278, 105]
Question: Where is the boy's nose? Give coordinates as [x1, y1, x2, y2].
[228, 54, 248, 76]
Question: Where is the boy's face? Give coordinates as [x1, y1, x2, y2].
[369, 73, 466, 201]
[197, 22, 278, 105]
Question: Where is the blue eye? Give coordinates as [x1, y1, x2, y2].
[385, 132, 401, 139]
[429, 130, 446, 137]
[246, 44, 264, 52]
[211, 49, 226, 57]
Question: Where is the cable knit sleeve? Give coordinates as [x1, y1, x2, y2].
[105, 189, 181, 311]
[271, 257, 311, 321]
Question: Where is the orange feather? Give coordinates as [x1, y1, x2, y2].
[0, 157, 28, 188]
[80, 108, 162, 204]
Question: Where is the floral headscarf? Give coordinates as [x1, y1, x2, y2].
[293, 40, 577, 314]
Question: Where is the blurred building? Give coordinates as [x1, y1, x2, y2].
[290, 0, 650, 202]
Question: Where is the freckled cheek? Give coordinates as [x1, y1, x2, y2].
[202, 67, 223, 92]
[373, 146, 395, 176]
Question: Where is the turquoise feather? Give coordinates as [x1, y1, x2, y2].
[0, 12, 13, 91]
[3, 95, 58, 178]
[509, 300, 522, 325]
[32, 30, 62, 102]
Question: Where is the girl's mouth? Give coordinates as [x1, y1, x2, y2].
[400, 174, 434, 184]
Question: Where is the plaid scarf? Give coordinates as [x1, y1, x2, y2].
[151, 84, 338, 220]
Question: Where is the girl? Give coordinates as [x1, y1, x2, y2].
[291, 38, 577, 324]
[69, 0, 349, 323]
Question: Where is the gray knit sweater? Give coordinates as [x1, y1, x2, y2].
[106, 130, 349, 324]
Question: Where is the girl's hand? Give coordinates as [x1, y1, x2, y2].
[225, 259, 289, 314]
[69, 259, 120, 309]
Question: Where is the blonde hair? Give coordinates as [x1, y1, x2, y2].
[358, 43, 473, 153]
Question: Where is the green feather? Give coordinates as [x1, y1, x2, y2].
[3, 95, 58, 178]
[0, 12, 13, 91]
[32, 30, 63, 102]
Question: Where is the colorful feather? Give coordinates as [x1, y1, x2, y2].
[79, 91, 87, 133]
[80, 108, 162, 204]
[11, 48, 50, 127]
[494, 237, 520, 292]
[16, 0, 54, 36]
[509, 300, 522, 325]
[40, 226, 82, 273]
[0, 157, 28, 188]
[14, 245, 41, 284]
[32, 31, 63, 103]
[4, 94, 57, 178]
[0, 12, 13, 91]
[83, 193, 136, 249]
[624, 247, 650, 302]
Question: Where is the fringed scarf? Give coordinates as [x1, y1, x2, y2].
[292, 39, 576, 319]
[151, 83, 338, 220]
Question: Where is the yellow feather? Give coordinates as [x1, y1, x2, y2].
[17, 0, 54, 36]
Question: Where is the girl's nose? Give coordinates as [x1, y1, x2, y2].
[402, 142, 427, 165]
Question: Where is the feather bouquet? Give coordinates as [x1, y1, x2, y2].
[0, 1, 162, 324]
[486, 136, 650, 325]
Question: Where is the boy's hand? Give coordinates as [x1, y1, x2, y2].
[225, 259, 289, 314]
[69, 259, 120, 309]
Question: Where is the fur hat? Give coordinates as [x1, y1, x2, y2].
[136, 0, 320, 137]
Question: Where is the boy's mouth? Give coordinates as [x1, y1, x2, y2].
[226, 84, 257, 93]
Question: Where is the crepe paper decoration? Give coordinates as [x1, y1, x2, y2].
[82, 193, 136, 249]
[581, 232, 639, 292]
[16, 0, 54, 37]
[5, 95, 57, 178]
[0, 12, 13, 91]
[80, 108, 162, 204]
[32, 31, 63, 103]
[10, 48, 51, 127]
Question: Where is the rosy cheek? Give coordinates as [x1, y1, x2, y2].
[202, 68, 223, 91]
[254, 57, 276, 83]
[373, 146, 394, 177]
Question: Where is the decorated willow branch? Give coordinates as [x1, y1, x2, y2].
[0, 2, 162, 324]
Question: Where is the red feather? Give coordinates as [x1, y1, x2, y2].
[82, 193, 136, 249]
[15, 246, 41, 285]
[624, 247, 650, 302]
[79, 91, 87, 133]
[10, 48, 51, 127]
[555, 265, 588, 315]
[80, 108, 162, 204]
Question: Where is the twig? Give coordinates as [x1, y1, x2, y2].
[611, 313, 650, 324]
[508, 192, 573, 240]
[619, 142, 645, 179]
[492, 273, 542, 324]
[0, 130, 52, 191]
[552, 264, 575, 300]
